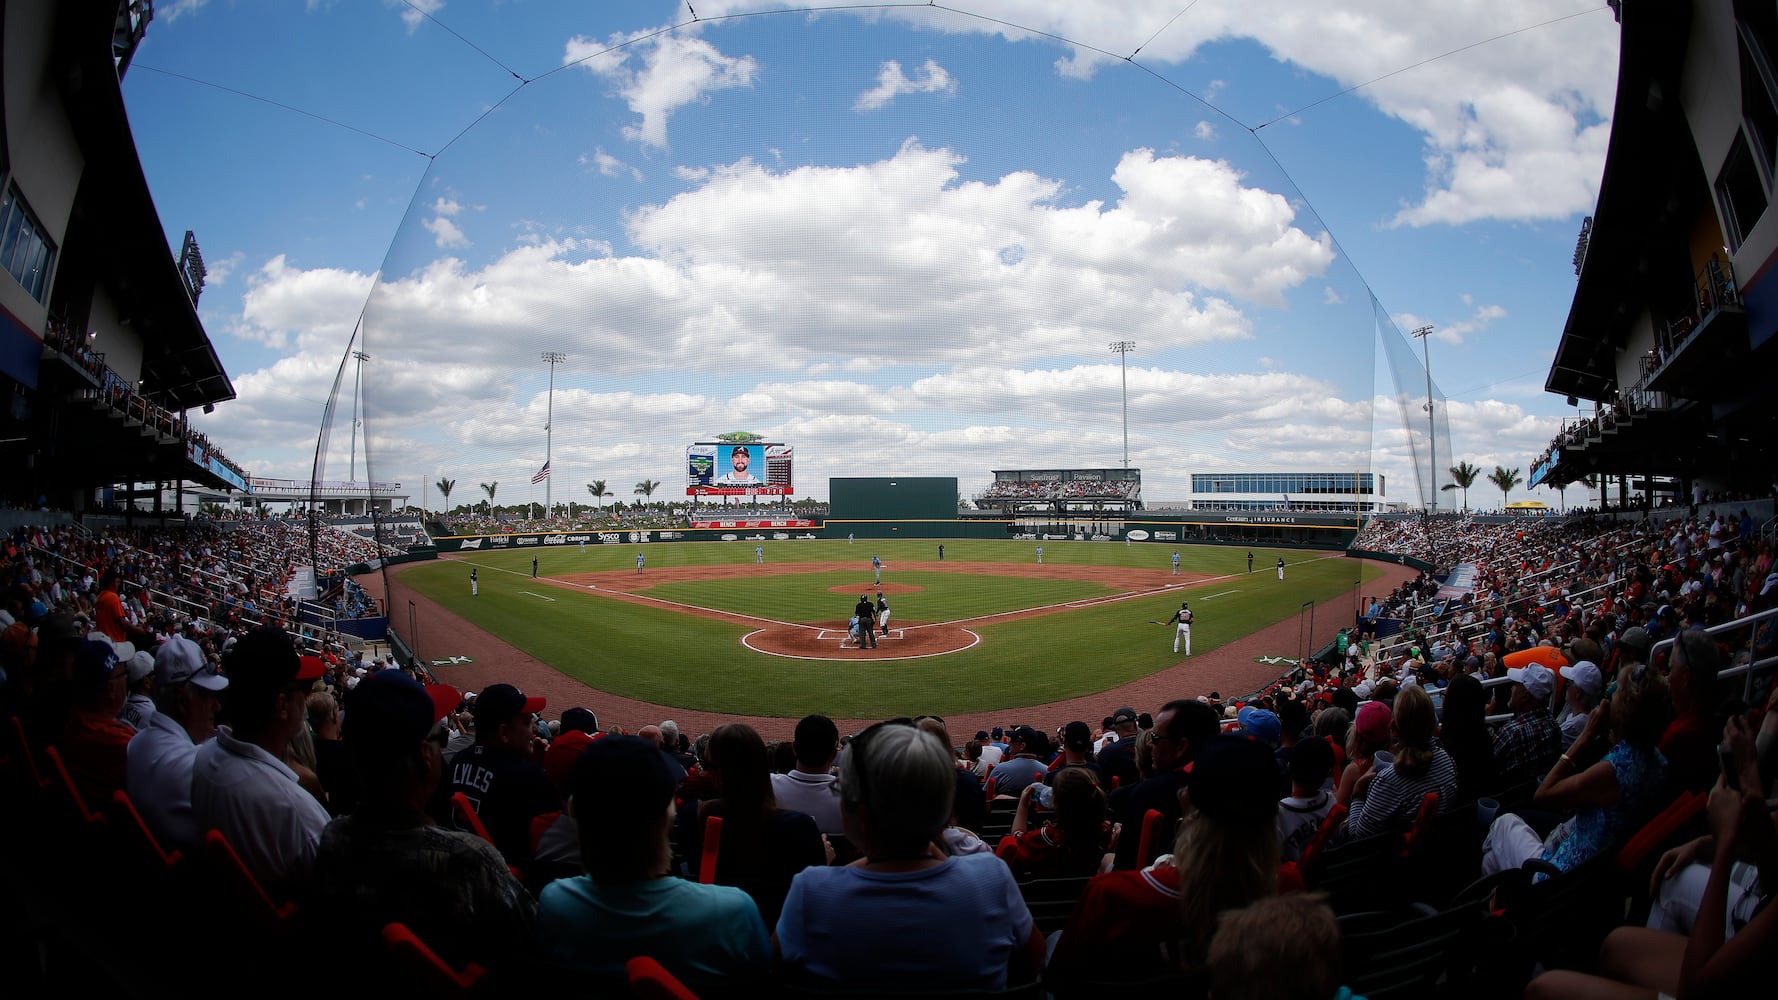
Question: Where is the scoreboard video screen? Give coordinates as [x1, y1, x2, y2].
[686, 443, 793, 496]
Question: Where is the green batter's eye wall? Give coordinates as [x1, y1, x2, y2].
[828, 478, 961, 520]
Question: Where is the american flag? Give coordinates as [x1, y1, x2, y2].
[531, 460, 551, 484]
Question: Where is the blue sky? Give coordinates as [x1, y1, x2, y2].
[122, 1, 1619, 510]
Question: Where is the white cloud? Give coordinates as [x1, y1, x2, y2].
[206, 251, 246, 288]
[393, 0, 443, 33]
[423, 216, 470, 248]
[1323, 286, 1344, 305]
[432, 197, 463, 217]
[855, 59, 957, 112]
[223, 255, 375, 350]
[1193, 121, 1217, 141]
[564, 26, 759, 149]
[582, 148, 645, 182]
[159, 0, 212, 22]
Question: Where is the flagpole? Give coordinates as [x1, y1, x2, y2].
[542, 351, 566, 516]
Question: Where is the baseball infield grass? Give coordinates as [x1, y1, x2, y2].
[401, 539, 1380, 717]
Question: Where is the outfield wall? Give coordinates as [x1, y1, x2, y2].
[427, 512, 1359, 551]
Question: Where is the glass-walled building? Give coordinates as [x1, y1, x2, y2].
[1188, 472, 1384, 512]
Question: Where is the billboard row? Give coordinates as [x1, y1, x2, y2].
[687, 443, 793, 496]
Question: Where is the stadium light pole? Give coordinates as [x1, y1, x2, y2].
[1109, 341, 1136, 469]
[1409, 326, 1436, 515]
[348, 350, 371, 485]
[542, 351, 567, 515]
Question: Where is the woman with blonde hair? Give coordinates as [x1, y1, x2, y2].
[1173, 737, 1286, 970]
[1344, 684, 1459, 839]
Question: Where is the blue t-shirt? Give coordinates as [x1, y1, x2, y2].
[1544, 740, 1667, 873]
[776, 852, 1033, 989]
[538, 875, 769, 991]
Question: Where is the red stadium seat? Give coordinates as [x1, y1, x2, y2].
[203, 828, 300, 930]
[382, 921, 489, 995]
[698, 814, 724, 886]
[111, 789, 183, 874]
[41, 745, 106, 832]
[626, 955, 703, 1000]
[1135, 808, 1164, 868]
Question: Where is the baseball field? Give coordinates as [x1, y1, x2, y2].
[394, 539, 1383, 719]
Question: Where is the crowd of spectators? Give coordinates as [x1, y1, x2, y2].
[6, 504, 1778, 996]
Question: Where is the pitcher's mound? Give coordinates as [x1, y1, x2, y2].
[742, 621, 979, 661]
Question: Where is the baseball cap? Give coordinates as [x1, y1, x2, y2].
[72, 639, 121, 684]
[1062, 720, 1092, 751]
[572, 735, 677, 828]
[1354, 701, 1393, 743]
[559, 706, 599, 735]
[222, 627, 322, 698]
[1111, 706, 1138, 725]
[1559, 660, 1603, 699]
[545, 729, 598, 789]
[1236, 707, 1282, 746]
[1763, 572, 1778, 596]
[1565, 637, 1603, 666]
[1186, 737, 1281, 827]
[124, 649, 156, 684]
[344, 670, 439, 757]
[974, 730, 991, 741]
[1507, 662, 1556, 701]
[1618, 626, 1651, 655]
[472, 683, 546, 729]
[153, 635, 228, 692]
[424, 683, 462, 724]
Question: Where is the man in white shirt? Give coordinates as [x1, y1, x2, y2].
[192, 627, 329, 888]
[770, 714, 842, 835]
[127, 634, 229, 854]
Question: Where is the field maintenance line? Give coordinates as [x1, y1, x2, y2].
[517, 591, 557, 602]
[1196, 590, 1241, 600]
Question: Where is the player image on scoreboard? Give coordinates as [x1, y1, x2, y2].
[766, 445, 793, 486]
[687, 445, 716, 488]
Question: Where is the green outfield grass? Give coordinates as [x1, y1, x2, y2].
[400, 539, 1380, 718]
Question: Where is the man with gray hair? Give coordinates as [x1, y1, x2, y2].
[127, 634, 230, 854]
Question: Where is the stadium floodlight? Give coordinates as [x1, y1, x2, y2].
[348, 351, 372, 485]
[1109, 341, 1136, 469]
[542, 351, 567, 514]
[1409, 326, 1435, 514]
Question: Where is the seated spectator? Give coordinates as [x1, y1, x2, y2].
[675, 723, 824, 925]
[314, 670, 534, 971]
[307, 689, 357, 816]
[1277, 736, 1336, 863]
[539, 736, 771, 992]
[1492, 663, 1564, 789]
[1482, 664, 1671, 877]
[442, 682, 559, 866]
[60, 638, 136, 810]
[1335, 701, 1392, 809]
[1208, 894, 1346, 1000]
[1000, 767, 1113, 879]
[191, 627, 330, 889]
[118, 649, 156, 731]
[1439, 673, 1498, 802]
[1345, 684, 1459, 840]
[770, 713, 843, 835]
[1050, 736, 1288, 977]
[1046, 720, 1105, 789]
[1558, 660, 1605, 749]
[126, 633, 228, 854]
[1095, 707, 1141, 790]
[1110, 700, 1223, 870]
[987, 726, 1051, 798]
[1659, 628, 1722, 794]
[775, 720, 1042, 990]
[917, 715, 988, 848]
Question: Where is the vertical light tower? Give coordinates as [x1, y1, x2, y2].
[541, 351, 567, 515]
[1108, 341, 1136, 469]
[348, 350, 371, 484]
[1409, 325, 1436, 515]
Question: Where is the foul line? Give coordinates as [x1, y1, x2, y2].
[1196, 589, 1241, 600]
[517, 591, 556, 602]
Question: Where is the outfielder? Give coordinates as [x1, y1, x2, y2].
[1277, 557, 1285, 580]
[1163, 601, 1193, 655]
[470, 568, 478, 597]
[1035, 546, 1044, 564]
[755, 544, 764, 564]
[1171, 551, 1181, 575]
[637, 552, 645, 575]
[876, 592, 891, 636]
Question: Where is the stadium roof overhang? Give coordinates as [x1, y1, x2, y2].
[51, 3, 236, 413]
[1545, 0, 1695, 405]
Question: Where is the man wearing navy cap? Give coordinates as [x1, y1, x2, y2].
[443, 682, 560, 865]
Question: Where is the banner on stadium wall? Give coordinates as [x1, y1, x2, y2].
[438, 530, 676, 551]
[690, 519, 815, 529]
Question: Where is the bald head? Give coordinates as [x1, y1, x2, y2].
[637, 725, 663, 749]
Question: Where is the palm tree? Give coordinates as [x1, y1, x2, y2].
[435, 477, 454, 515]
[1488, 466, 1523, 511]
[480, 480, 499, 515]
[587, 480, 609, 509]
[1445, 461, 1481, 513]
[634, 479, 660, 504]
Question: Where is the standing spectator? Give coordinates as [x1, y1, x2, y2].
[126, 633, 228, 854]
[314, 670, 534, 971]
[191, 627, 330, 889]
[775, 721, 1042, 990]
[539, 737, 770, 992]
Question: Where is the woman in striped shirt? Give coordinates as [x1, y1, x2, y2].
[1345, 684, 1458, 840]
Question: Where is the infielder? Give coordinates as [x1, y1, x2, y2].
[755, 544, 764, 564]
[1247, 551, 1254, 574]
[1171, 551, 1181, 575]
[876, 592, 891, 636]
[532, 556, 538, 578]
[637, 552, 645, 575]
[1162, 601, 1193, 655]
[872, 554, 882, 585]
[470, 568, 478, 597]
[1277, 557, 1285, 580]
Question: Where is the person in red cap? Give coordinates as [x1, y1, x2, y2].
[442, 682, 560, 866]
[191, 626, 330, 890]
